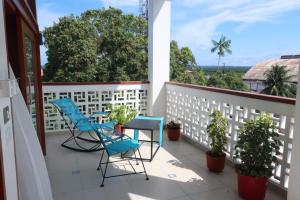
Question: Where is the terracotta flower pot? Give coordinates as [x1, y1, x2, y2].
[115, 124, 125, 135]
[167, 128, 180, 141]
[238, 174, 268, 200]
[206, 151, 226, 173]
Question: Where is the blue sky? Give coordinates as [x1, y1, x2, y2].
[37, 0, 300, 66]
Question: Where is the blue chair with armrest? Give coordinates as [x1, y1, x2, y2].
[51, 98, 118, 152]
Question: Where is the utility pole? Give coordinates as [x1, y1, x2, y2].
[139, 0, 148, 20]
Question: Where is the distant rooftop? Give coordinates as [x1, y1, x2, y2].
[281, 55, 300, 59]
[243, 55, 300, 83]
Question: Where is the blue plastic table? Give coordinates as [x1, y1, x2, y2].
[123, 116, 164, 161]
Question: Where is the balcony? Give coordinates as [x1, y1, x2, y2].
[42, 81, 291, 200]
[3, 0, 300, 199]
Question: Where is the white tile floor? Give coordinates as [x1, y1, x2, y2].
[45, 131, 285, 200]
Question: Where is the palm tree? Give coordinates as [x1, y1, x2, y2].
[262, 65, 295, 97]
[211, 35, 232, 67]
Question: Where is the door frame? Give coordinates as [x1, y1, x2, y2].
[4, 0, 45, 154]
[19, 19, 45, 154]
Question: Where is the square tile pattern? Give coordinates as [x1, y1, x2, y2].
[46, 130, 285, 200]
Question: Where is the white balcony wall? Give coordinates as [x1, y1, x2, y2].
[166, 82, 295, 190]
[42, 83, 149, 132]
[148, 0, 171, 117]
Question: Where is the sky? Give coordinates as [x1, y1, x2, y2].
[37, 0, 300, 66]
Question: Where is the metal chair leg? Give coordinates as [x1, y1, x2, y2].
[101, 157, 109, 187]
[134, 150, 139, 165]
[97, 150, 105, 171]
[137, 149, 149, 180]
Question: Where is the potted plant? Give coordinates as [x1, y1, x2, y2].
[234, 114, 282, 200]
[166, 121, 180, 141]
[107, 104, 137, 133]
[206, 110, 228, 173]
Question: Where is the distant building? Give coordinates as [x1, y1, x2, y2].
[243, 55, 300, 92]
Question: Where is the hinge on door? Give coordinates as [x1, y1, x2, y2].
[0, 79, 18, 98]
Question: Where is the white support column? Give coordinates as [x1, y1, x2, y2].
[148, 0, 171, 117]
[288, 68, 300, 200]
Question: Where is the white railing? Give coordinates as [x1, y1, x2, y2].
[43, 82, 149, 132]
[166, 82, 295, 190]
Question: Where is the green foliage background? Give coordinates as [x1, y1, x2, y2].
[43, 8, 147, 82]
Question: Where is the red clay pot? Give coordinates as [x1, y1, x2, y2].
[115, 124, 125, 135]
[238, 174, 268, 200]
[167, 128, 180, 141]
[206, 151, 226, 173]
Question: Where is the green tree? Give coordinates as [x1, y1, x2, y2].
[207, 71, 227, 88]
[211, 35, 232, 67]
[224, 71, 248, 91]
[170, 40, 206, 85]
[288, 83, 297, 98]
[43, 8, 147, 82]
[194, 68, 207, 85]
[179, 47, 196, 67]
[176, 71, 196, 84]
[43, 8, 204, 84]
[170, 41, 185, 80]
[208, 71, 248, 91]
[43, 16, 98, 82]
[262, 65, 296, 97]
[82, 9, 148, 81]
[170, 41, 197, 80]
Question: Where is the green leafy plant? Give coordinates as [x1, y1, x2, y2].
[207, 110, 228, 156]
[234, 114, 282, 177]
[166, 121, 180, 129]
[107, 104, 137, 125]
[262, 65, 296, 98]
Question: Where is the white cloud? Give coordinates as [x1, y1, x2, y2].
[37, 3, 61, 31]
[174, 0, 300, 51]
[174, 12, 228, 49]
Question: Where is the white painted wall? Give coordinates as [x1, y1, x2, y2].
[0, 0, 19, 199]
[148, 0, 171, 117]
[288, 68, 300, 199]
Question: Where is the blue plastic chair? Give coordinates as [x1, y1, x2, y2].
[134, 115, 164, 146]
[51, 98, 117, 152]
[92, 122, 149, 187]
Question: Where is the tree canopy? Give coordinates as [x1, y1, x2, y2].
[43, 8, 147, 82]
[211, 35, 232, 66]
[43, 8, 200, 84]
[262, 65, 296, 98]
[170, 41, 206, 85]
[207, 71, 248, 91]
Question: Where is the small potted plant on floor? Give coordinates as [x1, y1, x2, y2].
[206, 110, 228, 173]
[107, 104, 137, 133]
[166, 121, 181, 141]
[234, 114, 282, 200]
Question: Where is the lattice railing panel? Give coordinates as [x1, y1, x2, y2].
[166, 83, 295, 189]
[43, 83, 148, 132]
